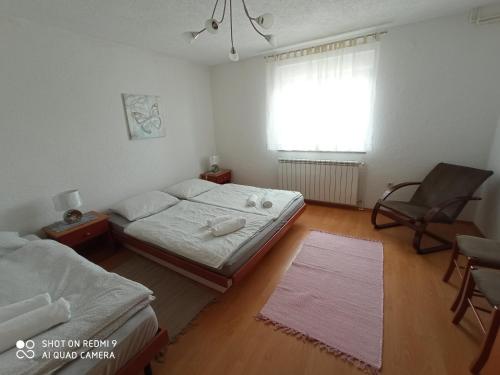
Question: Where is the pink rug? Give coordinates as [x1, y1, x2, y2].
[257, 231, 383, 373]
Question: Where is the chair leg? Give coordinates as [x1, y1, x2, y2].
[371, 202, 403, 229]
[371, 202, 383, 228]
[443, 240, 459, 282]
[144, 363, 153, 375]
[470, 308, 500, 374]
[451, 258, 472, 312]
[452, 268, 475, 325]
[413, 224, 452, 254]
[413, 225, 425, 253]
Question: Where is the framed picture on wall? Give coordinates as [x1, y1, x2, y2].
[122, 93, 165, 140]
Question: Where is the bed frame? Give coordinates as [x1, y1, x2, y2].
[116, 328, 169, 375]
[113, 203, 306, 292]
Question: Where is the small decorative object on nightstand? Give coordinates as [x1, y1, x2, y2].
[200, 169, 232, 184]
[43, 211, 114, 250]
[53, 190, 83, 224]
[209, 155, 220, 173]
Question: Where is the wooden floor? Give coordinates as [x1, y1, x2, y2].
[108, 204, 499, 375]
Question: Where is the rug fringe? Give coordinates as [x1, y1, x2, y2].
[169, 298, 219, 344]
[255, 313, 381, 375]
[309, 229, 383, 245]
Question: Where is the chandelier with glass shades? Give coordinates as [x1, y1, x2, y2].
[183, 0, 275, 62]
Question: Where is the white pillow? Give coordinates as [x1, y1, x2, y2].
[164, 179, 218, 199]
[0, 232, 29, 250]
[111, 191, 179, 221]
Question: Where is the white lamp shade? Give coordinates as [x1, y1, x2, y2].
[228, 48, 240, 62]
[205, 18, 219, 34]
[209, 155, 220, 167]
[265, 34, 277, 47]
[257, 13, 274, 29]
[182, 31, 196, 44]
[53, 190, 82, 212]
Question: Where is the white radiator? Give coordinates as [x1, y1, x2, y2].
[278, 159, 363, 206]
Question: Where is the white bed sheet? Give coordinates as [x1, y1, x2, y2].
[57, 305, 158, 375]
[190, 183, 302, 219]
[0, 240, 153, 375]
[124, 200, 273, 269]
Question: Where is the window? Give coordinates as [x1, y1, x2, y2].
[266, 39, 380, 152]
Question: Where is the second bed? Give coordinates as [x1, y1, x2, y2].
[110, 183, 305, 292]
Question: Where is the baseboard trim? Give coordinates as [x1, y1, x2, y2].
[304, 200, 480, 228]
[304, 199, 365, 211]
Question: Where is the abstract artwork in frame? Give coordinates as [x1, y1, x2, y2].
[122, 94, 165, 140]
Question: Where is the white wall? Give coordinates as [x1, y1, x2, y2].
[0, 16, 216, 234]
[475, 117, 500, 239]
[210, 13, 500, 219]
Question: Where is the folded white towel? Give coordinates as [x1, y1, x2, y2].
[261, 194, 273, 209]
[247, 194, 258, 207]
[210, 218, 246, 237]
[206, 215, 233, 228]
[0, 293, 51, 323]
[0, 297, 71, 353]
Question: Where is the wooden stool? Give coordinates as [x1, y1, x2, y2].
[443, 235, 500, 311]
[453, 267, 500, 374]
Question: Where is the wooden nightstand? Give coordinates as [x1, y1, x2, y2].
[200, 169, 232, 184]
[43, 211, 114, 249]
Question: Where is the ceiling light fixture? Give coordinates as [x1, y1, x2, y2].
[183, 0, 275, 62]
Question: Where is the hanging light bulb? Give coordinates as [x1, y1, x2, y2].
[182, 31, 202, 44]
[264, 34, 277, 47]
[229, 46, 239, 61]
[205, 18, 220, 34]
[255, 13, 274, 29]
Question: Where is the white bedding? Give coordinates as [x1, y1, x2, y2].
[0, 240, 153, 375]
[124, 200, 273, 269]
[190, 183, 302, 219]
[58, 306, 158, 375]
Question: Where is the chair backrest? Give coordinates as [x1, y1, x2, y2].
[410, 163, 493, 220]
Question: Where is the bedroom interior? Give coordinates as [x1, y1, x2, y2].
[1, 1, 500, 375]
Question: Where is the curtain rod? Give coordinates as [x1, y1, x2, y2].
[469, 7, 500, 24]
[265, 31, 387, 61]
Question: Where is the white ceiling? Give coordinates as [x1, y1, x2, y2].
[0, 0, 497, 65]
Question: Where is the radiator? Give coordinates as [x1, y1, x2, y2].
[278, 159, 363, 206]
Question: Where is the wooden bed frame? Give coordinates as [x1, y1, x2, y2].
[115, 328, 169, 375]
[113, 203, 306, 292]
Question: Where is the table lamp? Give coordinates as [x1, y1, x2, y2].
[53, 190, 83, 224]
[209, 155, 220, 173]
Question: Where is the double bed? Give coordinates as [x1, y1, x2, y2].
[110, 183, 305, 292]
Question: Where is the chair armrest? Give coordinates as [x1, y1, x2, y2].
[380, 182, 421, 201]
[423, 196, 481, 222]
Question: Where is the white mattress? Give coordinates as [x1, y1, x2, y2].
[190, 183, 302, 219]
[57, 305, 158, 375]
[124, 200, 273, 269]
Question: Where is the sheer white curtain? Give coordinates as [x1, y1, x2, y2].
[266, 40, 380, 152]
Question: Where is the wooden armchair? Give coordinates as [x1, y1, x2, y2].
[371, 163, 493, 254]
